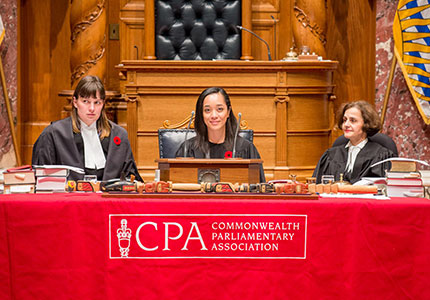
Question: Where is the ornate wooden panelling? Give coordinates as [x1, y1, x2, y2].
[292, 0, 327, 58]
[119, 0, 145, 61]
[70, 0, 107, 88]
[251, 0, 285, 61]
[118, 60, 337, 181]
[326, 0, 376, 113]
[16, 0, 379, 175]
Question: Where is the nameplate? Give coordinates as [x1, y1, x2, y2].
[110, 214, 307, 259]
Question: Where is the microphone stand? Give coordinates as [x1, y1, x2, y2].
[183, 111, 195, 158]
[236, 25, 272, 61]
[232, 112, 242, 158]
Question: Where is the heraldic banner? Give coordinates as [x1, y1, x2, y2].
[0, 15, 4, 45]
[393, 0, 430, 124]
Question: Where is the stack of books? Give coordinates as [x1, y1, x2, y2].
[33, 165, 70, 193]
[386, 160, 423, 197]
[3, 165, 36, 194]
[419, 170, 430, 199]
[0, 169, 4, 193]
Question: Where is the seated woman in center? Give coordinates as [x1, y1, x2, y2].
[313, 100, 395, 184]
[176, 87, 265, 182]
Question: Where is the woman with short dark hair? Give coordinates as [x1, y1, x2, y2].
[313, 100, 394, 184]
[336, 100, 382, 137]
[32, 75, 142, 181]
[176, 87, 265, 182]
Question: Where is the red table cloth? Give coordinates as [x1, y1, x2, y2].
[1, 193, 429, 299]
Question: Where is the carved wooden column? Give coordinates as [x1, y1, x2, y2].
[124, 70, 138, 153]
[70, 0, 107, 88]
[240, 0, 253, 60]
[275, 71, 288, 167]
[292, 0, 326, 58]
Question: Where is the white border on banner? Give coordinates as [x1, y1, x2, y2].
[109, 214, 308, 260]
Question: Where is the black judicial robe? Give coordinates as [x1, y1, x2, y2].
[32, 117, 142, 181]
[176, 136, 266, 182]
[312, 141, 394, 184]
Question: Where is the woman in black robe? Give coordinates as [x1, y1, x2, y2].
[313, 100, 394, 184]
[176, 87, 265, 182]
[32, 75, 142, 181]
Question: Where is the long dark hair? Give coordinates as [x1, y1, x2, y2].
[194, 87, 238, 155]
[71, 75, 111, 139]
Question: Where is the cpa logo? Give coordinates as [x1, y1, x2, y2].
[116, 219, 132, 257]
[115, 219, 207, 257]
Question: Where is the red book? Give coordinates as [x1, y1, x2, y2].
[386, 185, 423, 197]
[36, 176, 67, 191]
[3, 165, 35, 185]
[6, 165, 32, 172]
[386, 177, 422, 187]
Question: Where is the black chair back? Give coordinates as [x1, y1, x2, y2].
[158, 129, 254, 158]
[332, 133, 398, 156]
[155, 0, 241, 60]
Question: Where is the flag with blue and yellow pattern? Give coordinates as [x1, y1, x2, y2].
[0, 15, 4, 45]
[393, 0, 430, 124]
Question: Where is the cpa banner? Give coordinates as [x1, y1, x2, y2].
[110, 214, 307, 259]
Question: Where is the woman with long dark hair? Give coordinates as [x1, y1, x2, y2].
[176, 87, 265, 182]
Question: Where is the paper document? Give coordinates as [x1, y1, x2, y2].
[370, 157, 429, 169]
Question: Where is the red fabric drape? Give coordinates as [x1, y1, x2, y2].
[1, 193, 429, 299]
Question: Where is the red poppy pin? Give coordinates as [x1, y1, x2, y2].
[114, 136, 121, 146]
[224, 151, 233, 159]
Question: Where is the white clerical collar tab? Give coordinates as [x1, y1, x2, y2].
[346, 138, 368, 149]
[80, 120, 97, 131]
[80, 120, 106, 169]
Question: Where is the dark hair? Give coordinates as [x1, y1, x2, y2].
[337, 100, 381, 137]
[73, 75, 106, 100]
[194, 87, 237, 155]
[71, 75, 111, 139]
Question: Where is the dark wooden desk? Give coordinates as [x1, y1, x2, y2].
[156, 158, 263, 183]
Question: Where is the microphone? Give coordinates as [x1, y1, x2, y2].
[183, 111, 195, 158]
[232, 112, 242, 158]
[236, 25, 272, 61]
[270, 15, 277, 60]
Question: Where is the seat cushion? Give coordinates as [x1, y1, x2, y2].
[332, 133, 398, 156]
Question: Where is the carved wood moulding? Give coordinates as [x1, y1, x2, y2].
[292, 0, 327, 57]
[70, 0, 107, 87]
[70, 0, 105, 43]
[71, 35, 106, 86]
[294, 6, 326, 45]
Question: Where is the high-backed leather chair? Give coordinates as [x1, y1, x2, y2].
[332, 133, 398, 156]
[158, 129, 254, 158]
[155, 0, 241, 60]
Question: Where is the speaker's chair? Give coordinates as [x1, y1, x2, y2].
[158, 129, 254, 158]
[332, 133, 398, 157]
[155, 0, 241, 60]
